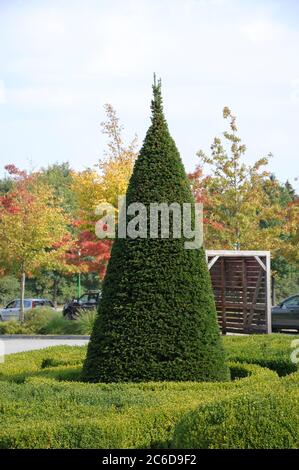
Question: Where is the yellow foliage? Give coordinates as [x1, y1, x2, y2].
[72, 104, 137, 225]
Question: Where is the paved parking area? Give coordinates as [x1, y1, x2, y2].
[0, 337, 89, 356]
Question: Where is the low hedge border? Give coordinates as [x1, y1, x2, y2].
[0, 335, 298, 449]
[223, 334, 298, 376]
[0, 345, 87, 383]
[171, 389, 299, 449]
[1, 334, 296, 384]
[0, 362, 282, 449]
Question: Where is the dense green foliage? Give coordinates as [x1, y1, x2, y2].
[0, 308, 96, 335]
[0, 146, 297, 308]
[172, 390, 299, 449]
[0, 276, 20, 306]
[0, 264, 102, 310]
[38, 162, 77, 216]
[0, 308, 60, 334]
[223, 334, 298, 375]
[0, 162, 101, 308]
[0, 335, 298, 448]
[274, 268, 299, 302]
[83, 81, 228, 383]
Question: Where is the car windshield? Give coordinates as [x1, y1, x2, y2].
[7, 300, 31, 308]
[284, 296, 299, 307]
[78, 293, 98, 303]
[14, 300, 31, 308]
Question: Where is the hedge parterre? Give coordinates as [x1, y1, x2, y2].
[0, 334, 298, 449]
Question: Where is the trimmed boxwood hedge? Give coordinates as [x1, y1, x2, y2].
[171, 390, 299, 449]
[223, 334, 298, 376]
[0, 345, 86, 383]
[0, 362, 280, 449]
[0, 335, 298, 448]
[1, 335, 295, 383]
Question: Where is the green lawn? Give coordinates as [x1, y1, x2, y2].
[0, 334, 298, 449]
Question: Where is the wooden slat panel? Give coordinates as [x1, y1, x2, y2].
[208, 254, 268, 334]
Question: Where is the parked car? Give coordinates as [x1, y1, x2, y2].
[272, 294, 299, 332]
[63, 290, 101, 320]
[0, 298, 55, 322]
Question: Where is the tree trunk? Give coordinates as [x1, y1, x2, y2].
[19, 272, 26, 323]
[53, 275, 59, 308]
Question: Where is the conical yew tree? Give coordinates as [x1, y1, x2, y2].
[82, 79, 229, 383]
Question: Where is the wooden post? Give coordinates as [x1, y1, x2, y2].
[266, 253, 272, 334]
[242, 258, 248, 330]
[221, 257, 226, 335]
[247, 268, 263, 329]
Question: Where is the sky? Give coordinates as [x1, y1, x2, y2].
[0, 0, 299, 190]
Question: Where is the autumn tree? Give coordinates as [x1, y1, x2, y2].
[191, 107, 298, 256]
[71, 104, 137, 278]
[33, 163, 80, 305]
[0, 166, 72, 320]
[39, 162, 77, 215]
[72, 104, 137, 215]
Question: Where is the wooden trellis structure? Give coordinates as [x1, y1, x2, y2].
[206, 250, 271, 334]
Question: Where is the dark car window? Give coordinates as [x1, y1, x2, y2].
[283, 296, 299, 308]
[6, 300, 31, 308]
[87, 294, 98, 303]
[32, 300, 45, 308]
[78, 293, 99, 303]
[14, 300, 31, 308]
[32, 300, 53, 308]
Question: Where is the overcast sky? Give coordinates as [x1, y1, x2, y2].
[0, 0, 298, 190]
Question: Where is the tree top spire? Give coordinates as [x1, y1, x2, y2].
[151, 73, 163, 120]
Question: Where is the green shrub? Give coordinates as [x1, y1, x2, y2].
[223, 334, 298, 375]
[281, 369, 299, 392]
[0, 309, 75, 336]
[0, 360, 278, 449]
[0, 338, 297, 449]
[83, 80, 229, 383]
[0, 275, 19, 307]
[41, 356, 82, 369]
[0, 321, 31, 334]
[38, 315, 75, 335]
[0, 345, 87, 383]
[35, 364, 83, 382]
[39, 314, 95, 335]
[74, 310, 97, 335]
[24, 308, 60, 333]
[172, 390, 299, 449]
[0, 309, 96, 336]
